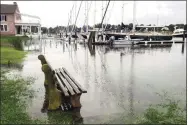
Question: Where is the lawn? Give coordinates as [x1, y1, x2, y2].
[0, 36, 29, 65]
[1, 47, 27, 65]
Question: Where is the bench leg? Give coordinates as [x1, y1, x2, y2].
[70, 94, 82, 108]
[72, 107, 83, 123]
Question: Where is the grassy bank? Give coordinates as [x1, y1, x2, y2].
[0, 70, 45, 124]
[0, 36, 29, 65]
[1, 47, 27, 65]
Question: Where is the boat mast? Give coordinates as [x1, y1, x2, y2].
[132, 0, 136, 33]
[71, 1, 83, 33]
[75, 1, 77, 33]
[67, 4, 74, 34]
[102, 0, 104, 36]
[97, 0, 110, 33]
[94, 0, 96, 28]
[122, 2, 124, 23]
[86, 1, 89, 34]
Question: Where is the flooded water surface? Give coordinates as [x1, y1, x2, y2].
[8, 38, 186, 124]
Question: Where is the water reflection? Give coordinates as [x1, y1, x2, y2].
[128, 48, 135, 124]
[9, 39, 186, 124]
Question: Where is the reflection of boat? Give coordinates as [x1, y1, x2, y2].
[110, 36, 143, 45]
[172, 29, 187, 38]
[113, 40, 139, 45]
[78, 39, 88, 44]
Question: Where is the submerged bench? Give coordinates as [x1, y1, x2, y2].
[38, 55, 87, 111]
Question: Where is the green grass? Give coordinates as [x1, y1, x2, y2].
[1, 47, 27, 65]
[0, 36, 29, 65]
[135, 92, 186, 124]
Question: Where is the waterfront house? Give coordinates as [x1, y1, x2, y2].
[0, 2, 41, 37]
[0, 2, 21, 36]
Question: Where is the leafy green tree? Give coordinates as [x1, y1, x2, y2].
[168, 24, 175, 32]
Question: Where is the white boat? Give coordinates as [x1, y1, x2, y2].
[113, 40, 139, 45]
[110, 36, 142, 45]
[172, 28, 187, 38]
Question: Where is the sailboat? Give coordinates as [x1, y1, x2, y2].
[107, 1, 143, 45]
[129, 2, 172, 41]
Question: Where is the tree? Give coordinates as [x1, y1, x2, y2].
[128, 23, 133, 30]
[168, 24, 175, 32]
[41, 27, 48, 34]
[184, 24, 187, 31]
[176, 24, 184, 29]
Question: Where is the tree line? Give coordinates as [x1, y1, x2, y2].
[41, 23, 187, 34]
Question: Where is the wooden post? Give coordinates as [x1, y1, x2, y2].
[70, 93, 82, 108]
[72, 107, 83, 123]
[183, 31, 185, 42]
[182, 43, 184, 54]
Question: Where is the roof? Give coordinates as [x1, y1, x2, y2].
[0, 4, 17, 14]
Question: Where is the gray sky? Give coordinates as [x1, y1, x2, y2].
[2, 1, 186, 28]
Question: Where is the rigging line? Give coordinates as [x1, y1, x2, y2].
[83, 1, 93, 27]
[67, 4, 75, 32]
[97, 0, 110, 33]
[71, 0, 83, 34]
[104, 1, 115, 31]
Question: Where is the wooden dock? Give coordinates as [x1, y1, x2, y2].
[91, 40, 185, 46]
[136, 40, 184, 45]
[92, 42, 109, 45]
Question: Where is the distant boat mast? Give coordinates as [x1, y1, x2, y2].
[132, 0, 136, 33]
[94, 0, 96, 28]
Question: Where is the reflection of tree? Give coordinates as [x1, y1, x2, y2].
[128, 49, 135, 124]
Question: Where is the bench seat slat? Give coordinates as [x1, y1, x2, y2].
[59, 68, 81, 94]
[54, 74, 69, 97]
[62, 67, 87, 93]
[55, 69, 75, 95]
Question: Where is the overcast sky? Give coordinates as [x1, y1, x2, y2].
[2, 1, 186, 28]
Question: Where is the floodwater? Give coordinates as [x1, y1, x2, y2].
[5, 38, 187, 124]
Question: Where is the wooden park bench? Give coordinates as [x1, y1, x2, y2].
[38, 55, 87, 112]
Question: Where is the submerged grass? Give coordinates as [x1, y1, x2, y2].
[0, 70, 74, 124]
[0, 69, 46, 124]
[135, 92, 186, 124]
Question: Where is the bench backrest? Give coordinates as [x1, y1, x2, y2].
[54, 68, 87, 97]
[38, 54, 87, 97]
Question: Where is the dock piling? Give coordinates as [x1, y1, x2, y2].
[183, 31, 185, 42]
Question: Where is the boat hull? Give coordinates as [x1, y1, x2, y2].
[130, 35, 173, 41]
[113, 40, 139, 45]
[172, 33, 187, 38]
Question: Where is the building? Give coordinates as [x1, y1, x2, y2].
[0, 2, 41, 37]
